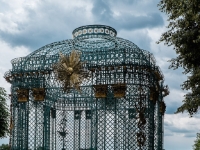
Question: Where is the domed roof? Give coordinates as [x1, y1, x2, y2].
[5, 25, 160, 81]
[25, 25, 144, 57]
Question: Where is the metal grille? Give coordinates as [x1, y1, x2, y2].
[5, 25, 169, 150]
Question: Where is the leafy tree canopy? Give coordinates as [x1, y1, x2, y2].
[158, 0, 200, 116]
[0, 144, 9, 150]
[0, 87, 9, 138]
[193, 133, 200, 150]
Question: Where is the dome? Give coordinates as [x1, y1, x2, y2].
[8, 25, 157, 74]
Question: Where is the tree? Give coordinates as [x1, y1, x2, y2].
[193, 133, 200, 150]
[0, 144, 9, 150]
[0, 87, 9, 138]
[158, 0, 200, 116]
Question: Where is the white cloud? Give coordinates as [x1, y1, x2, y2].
[165, 114, 200, 132]
[0, 0, 94, 50]
[118, 29, 151, 50]
[0, 0, 37, 33]
[164, 114, 200, 150]
[164, 135, 195, 150]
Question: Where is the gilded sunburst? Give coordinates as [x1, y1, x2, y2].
[53, 50, 89, 92]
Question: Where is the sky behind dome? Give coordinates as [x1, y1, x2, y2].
[0, 0, 199, 149]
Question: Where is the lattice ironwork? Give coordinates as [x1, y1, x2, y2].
[5, 25, 169, 150]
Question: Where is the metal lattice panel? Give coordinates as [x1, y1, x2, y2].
[5, 25, 169, 150]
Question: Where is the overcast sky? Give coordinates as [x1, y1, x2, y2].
[0, 0, 199, 149]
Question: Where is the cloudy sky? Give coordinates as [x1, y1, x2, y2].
[0, 0, 199, 149]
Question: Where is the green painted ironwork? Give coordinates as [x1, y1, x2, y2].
[5, 25, 169, 150]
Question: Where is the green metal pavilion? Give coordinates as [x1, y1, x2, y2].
[5, 25, 169, 150]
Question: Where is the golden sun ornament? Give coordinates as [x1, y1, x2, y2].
[53, 50, 89, 92]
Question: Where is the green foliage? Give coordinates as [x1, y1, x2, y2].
[0, 144, 9, 150]
[0, 87, 9, 138]
[158, 0, 200, 116]
[193, 133, 200, 150]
